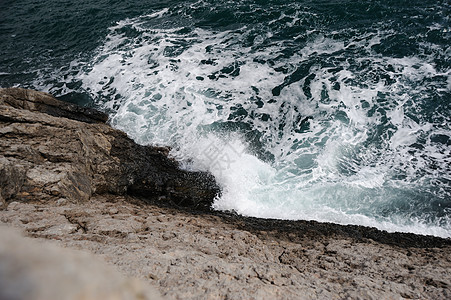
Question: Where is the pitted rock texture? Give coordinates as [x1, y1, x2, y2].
[1, 196, 450, 300]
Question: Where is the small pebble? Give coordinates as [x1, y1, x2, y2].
[56, 198, 68, 206]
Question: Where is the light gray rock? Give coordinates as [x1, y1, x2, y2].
[1, 196, 450, 300]
[0, 226, 163, 300]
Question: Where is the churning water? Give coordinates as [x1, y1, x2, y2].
[1, 0, 450, 237]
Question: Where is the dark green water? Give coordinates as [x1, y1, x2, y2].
[1, 0, 450, 237]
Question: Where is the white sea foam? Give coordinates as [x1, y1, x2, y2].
[64, 9, 451, 238]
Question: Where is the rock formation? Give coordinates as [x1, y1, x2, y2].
[0, 88, 220, 210]
[1, 89, 451, 300]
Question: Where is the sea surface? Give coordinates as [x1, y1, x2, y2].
[1, 0, 450, 237]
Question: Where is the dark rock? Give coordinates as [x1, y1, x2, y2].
[0, 158, 27, 205]
[0, 88, 220, 210]
[214, 212, 451, 249]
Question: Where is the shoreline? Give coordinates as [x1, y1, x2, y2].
[1, 87, 450, 299]
[211, 211, 451, 249]
[145, 196, 451, 249]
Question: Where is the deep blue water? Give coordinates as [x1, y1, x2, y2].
[1, 0, 450, 237]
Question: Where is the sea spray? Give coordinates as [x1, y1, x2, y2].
[61, 6, 451, 237]
[2, 0, 449, 237]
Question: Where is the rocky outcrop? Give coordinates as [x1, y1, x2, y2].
[2, 88, 451, 300]
[0, 88, 220, 209]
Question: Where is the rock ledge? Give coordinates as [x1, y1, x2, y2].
[0, 88, 220, 210]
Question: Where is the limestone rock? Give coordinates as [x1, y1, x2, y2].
[0, 87, 108, 123]
[0, 88, 220, 209]
[0, 226, 163, 300]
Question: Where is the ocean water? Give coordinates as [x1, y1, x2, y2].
[1, 0, 450, 237]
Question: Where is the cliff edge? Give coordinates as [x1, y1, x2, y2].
[0, 88, 220, 210]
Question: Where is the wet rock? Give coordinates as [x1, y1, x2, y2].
[0, 88, 220, 209]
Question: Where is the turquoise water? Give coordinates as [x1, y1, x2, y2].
[1, 0, 450, 237]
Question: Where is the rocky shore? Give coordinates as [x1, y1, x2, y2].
[0, 88, 219, 209]
[1, 88, 450, 299]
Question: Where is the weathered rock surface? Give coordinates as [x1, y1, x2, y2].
[0, 88, 220, 209]
[0, 225, 163, 300]
[1, 196, 450, 300]
[0, 87, 108, 124]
